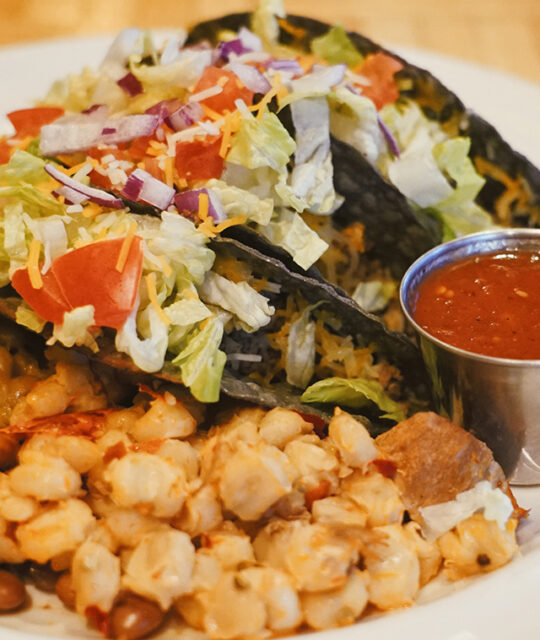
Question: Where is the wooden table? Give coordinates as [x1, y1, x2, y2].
[1, 0, 539, 85]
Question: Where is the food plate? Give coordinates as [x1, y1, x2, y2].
[0, 33, 539, 640]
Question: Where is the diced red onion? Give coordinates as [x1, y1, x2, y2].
[145, 99, 182, 124]
[45, 163, 123, 209]
[228, 63, 271, 94]
[174, 188, 226, 222]
[121, 172, 144, 201]
[100, 114, 160, 145]
[54, 185, 89, 205]
[218, 39, 246, 62]
[167, 102, 204, 131]
[117, 72, 143, 97]
[102, 127, 116, 135]
[377, 115, 400, 157]
[126, 168, 174, 210]
[82, 104, 108, 117]
[238, 27, 263, 52]
[266, 59, 303, 76]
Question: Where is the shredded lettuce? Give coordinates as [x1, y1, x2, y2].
[4, 201, 28, 276]
[198, 271, 274, 333]
[15, 302, 46, 334]
[165, 298, 213, 350]
[251, 0, 285, 48]
[301, 376, 406, 421]
[288, 97, 339, 214]
[172, 317, 226, 403]
[23, 213, 69, 274]
[258, 207, 328, 270]
[311, 25, 363, 67]
[227, 111, 296, 172]
[115, 299, 169, 372]
[204, 179, 274, 226]
[145, 212, 215, 285]
[352, 280, 396, 313]
[0, 150, 49, 185]
[48, 305, 99, 353]
[329, 87, 384, 165]
[286, 302, 324, 388]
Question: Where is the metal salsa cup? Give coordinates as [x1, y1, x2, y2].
[400, 229, 540, 485]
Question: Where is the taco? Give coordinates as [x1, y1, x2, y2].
[0, 146, 427, 424]
[3, 1, 537, 336]
[183, 1, 540, 319]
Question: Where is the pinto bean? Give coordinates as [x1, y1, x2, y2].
[110, 593, 165, 640]
[55, 572, 76, 610]
[0, 569, 26, 611]
[0, 434, 19, 471]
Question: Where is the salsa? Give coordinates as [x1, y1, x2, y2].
[413, 250, 540, 359]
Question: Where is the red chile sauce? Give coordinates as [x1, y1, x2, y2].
[413, 249, 540, 359]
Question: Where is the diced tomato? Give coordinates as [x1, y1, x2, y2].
[87, 168, 112, 190]
[11, 267, 71, 326]
[354, 52, 404, 110]
[51, 236, 143, 330]
[192, 66, 254, 113]
[175, 135, 224, 181]
[143, 156, 164, 181]
[0, 138, 11, 164]
[7, 107, 64, 137]
[13, 237, 144, 330]
[126, 135, 154, 161]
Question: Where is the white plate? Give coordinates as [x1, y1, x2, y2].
[0, 34, 539, 640]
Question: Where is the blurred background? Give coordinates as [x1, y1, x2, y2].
[0, 0, 539, 84]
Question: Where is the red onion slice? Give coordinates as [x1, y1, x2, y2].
[40, 112, 159, 155]
[40, 122, 104, 156]
[54, 185, 89, 205]
[127, 168, 175, 210]
[117, 72, 144, 97]
[100, 114, 160, 145]
[174, 188, 226, 222]
[167, 102, 204, 131]
[228, 63, 271, 94]
[45, 163, 124, 209]
[377, 115, 400, 157]
[266, 59, 303, 76]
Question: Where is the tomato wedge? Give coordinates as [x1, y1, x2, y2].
[7, 107, 64, 138]
[355, 53, 403, 110]
[175, 135, 224, 181]
[12, 237, 143, 330]
[12, 267, 71, 326]
[192, 66, 254, 114]
[51, 236, 143, 330]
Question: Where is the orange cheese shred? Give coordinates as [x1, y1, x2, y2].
[115, 221, 138, 273]
[27, 238, 43, 290]
[198, 192, 209, 221]
[145, 272, 171, 326]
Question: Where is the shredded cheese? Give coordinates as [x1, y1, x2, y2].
[201, 104, 223, 121]
[219, 110, 242, 158]
[182, 288, 200, 301]
[156, 255, 173, 278]
[164, 156, 174, 188]
[27, 238, 43, 289]
[82, 203, 103, 218]
[115, 221, 138, 273]
[198, 192, 209, 221]
[145, 273, 171, 326]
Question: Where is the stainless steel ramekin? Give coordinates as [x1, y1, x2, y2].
[400, 229, 540, 485]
